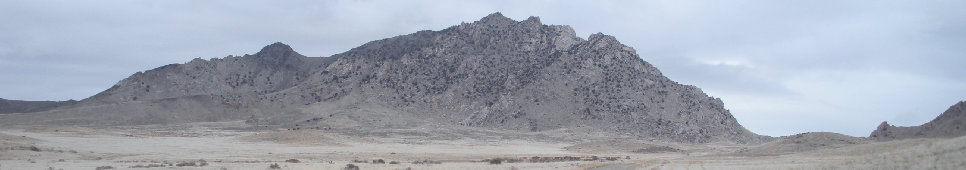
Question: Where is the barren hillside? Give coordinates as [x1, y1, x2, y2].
[870, 101, 966, 141]
[0, 13, 767, 144]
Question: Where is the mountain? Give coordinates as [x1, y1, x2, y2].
[0, 13, 766, 143]
[0, 43, 336, 125]
[869, 101, 966, 141]
[82, 42, 330, 104]
[0, 98, 77, 114]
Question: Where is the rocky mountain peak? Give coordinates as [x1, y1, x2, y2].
[255, 42, 298, 57]
[276, 13, 765, 143]
[588, 33, 622, 46]
[520, 16, 542, 27]
[475, 12, 515, 27]
[935, 101, 965, 120]
[7, 13, 768, 144]
[252, 42, 305, 66]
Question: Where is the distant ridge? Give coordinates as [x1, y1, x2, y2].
[870, 101, 966, 141]
[0, 98, 77, 114]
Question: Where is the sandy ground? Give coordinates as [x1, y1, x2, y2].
[1, 123, 964, 170]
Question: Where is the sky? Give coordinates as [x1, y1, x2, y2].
[1, 0, 964, 137]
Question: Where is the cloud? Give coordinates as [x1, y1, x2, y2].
[1, 0, 964, 137]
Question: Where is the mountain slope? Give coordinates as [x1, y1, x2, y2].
[0, 13, 766, 143]
[0, 98, 77, 114]
[271, 13, 762, 143]
[82, 42, 333, 105]
[870, 101, 966, 141]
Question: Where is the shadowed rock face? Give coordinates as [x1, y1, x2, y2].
[870, 101, 966, 141]
[1, 13, 766, 143]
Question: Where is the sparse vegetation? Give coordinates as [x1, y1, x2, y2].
[129, 164, 165, 168]
[632, 146, 680, 153]
[413, 159, 441, 164]
[173, 159, 207, 167]
[479, 155, 628, 164]
[488, 158, 503, 164]
[526, 156, 580, 163]
[480, 155, 627, 164]
[175, 162, 196, 167]
[343, 164, 359, 170]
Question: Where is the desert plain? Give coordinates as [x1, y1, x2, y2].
[2, 121, 964, 170]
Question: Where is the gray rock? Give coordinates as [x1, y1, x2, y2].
[1, 13, 768, 144]
[869, 101, 966, 141]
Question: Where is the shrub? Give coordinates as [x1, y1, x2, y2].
[488, 158, 503, 164]
[631, 146, 680, 153]
[175, 162, 196, 167]
[372, 159, 385, 164]
[269, 163, 281, 169]
[285, 159, 300, 163]
[343, 164, 359, 170]
[29, 146, 41, 152]
[128, 164, 164, 168]
[389, 161, 400, 164]
[95, 166, 114, 170]
[413, 160, 441, 164]
[505, 158, 524, 163]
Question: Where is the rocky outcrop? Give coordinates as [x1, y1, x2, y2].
[1, 13, 767, 143]
[869, 101, 966, 141]
[254, 13, 764, 143]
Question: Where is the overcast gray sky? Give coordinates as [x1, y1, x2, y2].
[1, 0, 963, 137]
